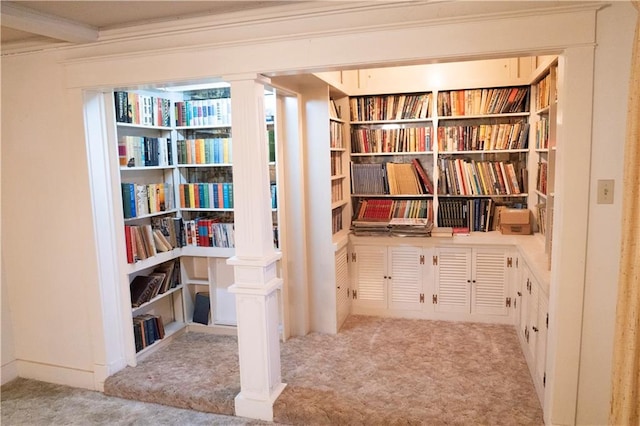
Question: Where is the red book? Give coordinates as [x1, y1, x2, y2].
[411, 158, 434, 194]
[124, 225, 134, 264]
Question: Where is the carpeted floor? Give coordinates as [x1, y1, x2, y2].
[104, 315, 544, 425]
[0, 377, 267, 425]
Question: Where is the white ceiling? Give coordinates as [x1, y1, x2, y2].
[0, 1, 294, 46]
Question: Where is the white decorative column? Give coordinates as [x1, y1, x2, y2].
[225, 74, 285, 421]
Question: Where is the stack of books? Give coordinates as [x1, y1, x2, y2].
[388, 218, 433, 237]
[351, 220, 390, 236]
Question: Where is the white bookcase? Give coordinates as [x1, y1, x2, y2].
[530, 59, 558, 269]
[110, 85, 282, 360]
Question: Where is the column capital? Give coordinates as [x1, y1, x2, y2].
[223, 72, 271, 85]
[227, 252, 282, 268]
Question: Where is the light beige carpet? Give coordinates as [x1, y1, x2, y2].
[105, 315, 543, 425]
[1, 377, 264, 425]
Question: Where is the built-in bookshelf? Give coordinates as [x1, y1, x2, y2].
[175, 88, 235, 255]
[112, 85, 283, 357]
[349, 92, 435, 227]
[435, 86, 530, 231]
[531, 61, 558, 268]
[114, 90, 186, 355]
[330, 98, 349, 236]
[348, 86, 531, 233]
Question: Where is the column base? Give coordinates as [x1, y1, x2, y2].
[234, 382, 287, 421]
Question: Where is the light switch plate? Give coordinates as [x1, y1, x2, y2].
[597, 179, 614, 204]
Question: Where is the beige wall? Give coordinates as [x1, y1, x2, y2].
[578, 2, 636, 423]
[0, 2, 635, 424]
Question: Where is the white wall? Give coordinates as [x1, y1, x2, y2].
[578, 3, 636, 424]
[1, 51, 100, 388]
[0, 1, 634, 423]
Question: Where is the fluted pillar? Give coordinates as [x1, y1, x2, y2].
[225, 74, 285, 421]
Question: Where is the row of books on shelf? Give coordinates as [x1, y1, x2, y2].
[331, 152, 343, 176]
[350, 159, 434, 195]
[118, 136, 172, 168]
[330, 120, 344, 149]
[114, 91, 172, 127]
[133, 314, 166, 353]
[437, 198, 501, 232]
[536, 162, 548, 195]
[179, 183, 234, 209]
[124, 215, 237, 263]
[185, 219, 235, 248]
[350, 93, 432, 122]
[353, 198, 434, 222]
[122, 183, 174, 219]
[437, 121, 529, 152]
[175, 98, 231, 127]
[535, 73, 552, 111]
[351, 126, 433, 154]
[536, 203, 547, 235]
[129, 260, 180, 307]
[124, 223, 178, 263]
[331, 180, 343, 204]
[535, 117, 550, 149]
[176, 138, 232, 165]
[437, 87, 529, 117]
[332, 207, 344, 234]
[438, 158, 524, 196]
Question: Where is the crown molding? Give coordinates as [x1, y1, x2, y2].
[2, 1, 607, 58]
[1, 1, 98, 43]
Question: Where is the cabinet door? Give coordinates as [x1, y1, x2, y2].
[352, 245, 387, 309]
[535, 291, 548, 387]
[526, 277, 540, 359]
[517, 264, 530, 342]
[388, 246, 423, 311]
[471, 248, 509, 316]
[434, 248, 471, 313]
[335, 246, 350, 327]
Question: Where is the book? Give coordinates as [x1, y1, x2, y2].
[129, 275, 157, 307]
[154, 260, 177, 294]
[124, 225, 134, 264]
[147, 272, 167, 299]
[193, 292, 210, 325]
[411, 158, 434, 194]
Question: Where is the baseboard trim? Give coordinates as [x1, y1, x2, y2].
[1, 360, 19, 385]
[16, 360, 96, 390]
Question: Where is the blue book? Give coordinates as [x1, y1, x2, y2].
[121, 183, 137, 218]
[223, 183, 230, 208]
[213, 138, 219, 164]
[213, 183, 219, 208]
[198, 184, 206, 208]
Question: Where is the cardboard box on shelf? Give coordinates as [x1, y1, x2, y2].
[500, 208, 532, 235]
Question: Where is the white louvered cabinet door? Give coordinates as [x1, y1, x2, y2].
[388, 246, 423, 311]
[352, 245, 387, 309]
[434, 248, 471, 313]
[471, 248, 509, 316]
[335, 246, 350, 328]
